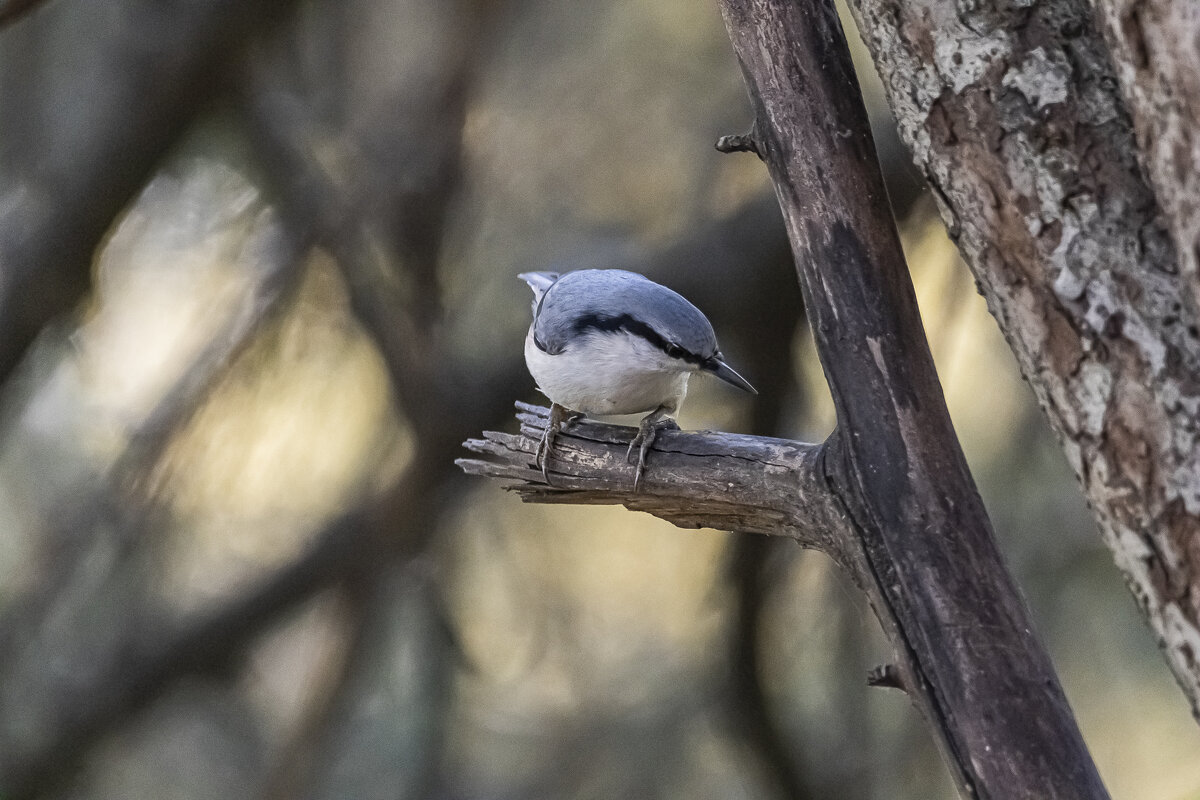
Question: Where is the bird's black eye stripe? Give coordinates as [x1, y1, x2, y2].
[571, 313, 707, 365]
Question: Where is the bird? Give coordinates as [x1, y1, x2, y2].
[519, 268, 756, 491]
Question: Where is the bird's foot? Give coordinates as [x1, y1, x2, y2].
[535, 403, 583, 484]
[626, 407, 679, 492]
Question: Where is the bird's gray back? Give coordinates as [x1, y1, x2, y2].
[532, 269, 717, 361]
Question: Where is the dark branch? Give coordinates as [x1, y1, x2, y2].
[464, 0, 1109, 796]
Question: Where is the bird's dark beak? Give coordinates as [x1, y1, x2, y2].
[703, 357, 757, 394]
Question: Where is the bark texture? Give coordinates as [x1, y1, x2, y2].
[1092, 0, 1200, 315]
[459, 404, 841, 545]
[844, 0, 1200, 716]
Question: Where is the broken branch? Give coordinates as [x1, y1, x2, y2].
[457, 403, 843, 548]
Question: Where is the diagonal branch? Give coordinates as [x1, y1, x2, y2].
[715, 1, 1108, 797]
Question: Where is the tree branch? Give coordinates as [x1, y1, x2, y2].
[459, 403, 843, 548]
[714, 130, 762, 158]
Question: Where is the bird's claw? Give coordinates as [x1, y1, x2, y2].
[626, 411, 678, 492]
[535, 426, 556, 484]
[535, 404, 581, 484]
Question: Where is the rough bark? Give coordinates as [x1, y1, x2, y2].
[1091, 0, 1200, 315]
[459, 403, 841, 545]
[842, 0, 1200, 715]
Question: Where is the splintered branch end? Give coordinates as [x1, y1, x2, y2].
[458, 402, 839, 545]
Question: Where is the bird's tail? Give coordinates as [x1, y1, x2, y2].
[518, 271, 560, 305]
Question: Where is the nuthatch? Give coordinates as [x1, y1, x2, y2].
[519, 269, 756, 491]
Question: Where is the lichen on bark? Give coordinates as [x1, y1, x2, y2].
[844, 0, 1200, 714]
[1091, 0, 1200, 318]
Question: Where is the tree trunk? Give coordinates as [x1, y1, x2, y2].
[843, 0, 1200, 717]
[1091, 0, 1200, 316]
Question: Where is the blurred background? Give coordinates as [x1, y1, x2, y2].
[0, 0, 1198, 798]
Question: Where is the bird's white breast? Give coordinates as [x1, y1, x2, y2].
[524, 327, 690, 416]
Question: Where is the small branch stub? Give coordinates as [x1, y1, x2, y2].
[715, 128, 762, 158]
[867, 663, 907, 692]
